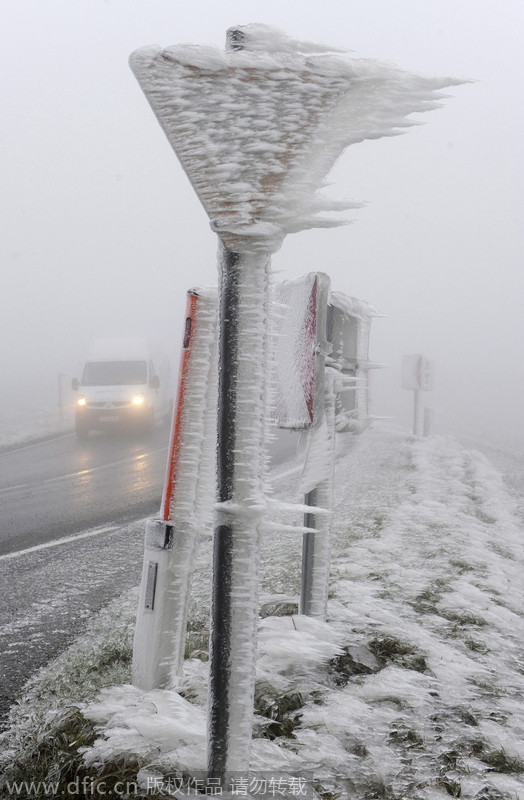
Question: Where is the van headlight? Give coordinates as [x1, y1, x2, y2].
[132, 394, 145, 406]
[77, 396, 87, 407]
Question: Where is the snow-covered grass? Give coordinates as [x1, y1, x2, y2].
[1, 425, 523, 799]
[0, 387, 74, 451]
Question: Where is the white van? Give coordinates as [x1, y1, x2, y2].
[72, 338, 165, 439]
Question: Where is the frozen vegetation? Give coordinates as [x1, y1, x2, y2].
[1, 424, 523, 799]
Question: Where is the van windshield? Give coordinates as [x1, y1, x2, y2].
[82, 361, 147, 386]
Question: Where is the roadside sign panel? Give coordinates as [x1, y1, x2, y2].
[402, 354, 435, 391]
[328, 293, 379, 433]
[273, 272, 330, 429]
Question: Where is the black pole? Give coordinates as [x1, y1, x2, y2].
[300, 488, 317, 615]
[208, 246, 240, 780]
[208, 29, 248, 781]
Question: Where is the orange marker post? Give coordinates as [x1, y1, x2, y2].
[161, 291, 198, 522]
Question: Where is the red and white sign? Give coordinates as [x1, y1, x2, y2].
[273, 272, 330, 429]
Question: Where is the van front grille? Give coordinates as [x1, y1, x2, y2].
[87, 401, 130, 408]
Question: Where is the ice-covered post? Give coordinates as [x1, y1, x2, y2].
[423, 406, 435, 437]
[210, 242, 270, 778]
[129, 24, 463, 781]
[295, 288, 380, 616]
[132, 289, 217, 691]
[300, 367, 337, 618]
[402, 354, 435, 437]
[414, 387, 423, 437]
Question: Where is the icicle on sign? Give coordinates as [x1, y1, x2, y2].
[129, 25, 465, 255]
[274, 272, 331, 429]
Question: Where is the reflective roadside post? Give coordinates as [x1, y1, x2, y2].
[129, 24, 463, 782]
[132, 289, 218, 691]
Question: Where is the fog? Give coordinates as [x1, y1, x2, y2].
[1, 0, 522, 442]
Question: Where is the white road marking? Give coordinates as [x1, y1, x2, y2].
[51, 446, 166, 484]
[0, 446, 168, 489]
[0, 525, 121, 561]
[0, 433, 74, 457]
[42, 448, 167, 484]
[0, 483, 28, 495]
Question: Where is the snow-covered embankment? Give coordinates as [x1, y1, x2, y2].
[1, 425, 523, 798]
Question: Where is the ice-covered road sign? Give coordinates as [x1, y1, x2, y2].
[402, 353, 435, 437]
[402, 353, 435, 392]
[129, 24, 463, 254]
[129, 43, 355, 253]
[329, 293, 381, 433]
[274, 273, 330, 429]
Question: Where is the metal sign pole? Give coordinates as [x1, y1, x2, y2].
[423, 406, 434, 437]
[299, 369, 336, 618]
[413, 388, 422, 437]
[300, 488, 317, 616]
[208, 245, 239, 778]
[208, 242, 270, 781]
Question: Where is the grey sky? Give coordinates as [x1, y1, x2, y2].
[1, 0, 522, 438]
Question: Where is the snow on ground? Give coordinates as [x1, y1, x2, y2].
[0, 520, 146, 728]
[0, 386, 73, 450]
[1, 424, 524, 799]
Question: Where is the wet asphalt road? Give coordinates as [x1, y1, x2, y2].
[0, 427, 170, 727]
[0, 427, 299, 728]
[0, 427, 170, 557]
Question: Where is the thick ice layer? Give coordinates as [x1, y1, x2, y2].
[208, 248, 272, 776]
[129, 26, 465, 253]
[330, 291, 379, 322]
[226, 23, 347, 55]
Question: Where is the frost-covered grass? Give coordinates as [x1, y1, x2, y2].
[0, 390, 73, 451]
[1, 426, 524, 799]
[0, 591, 137, 792]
